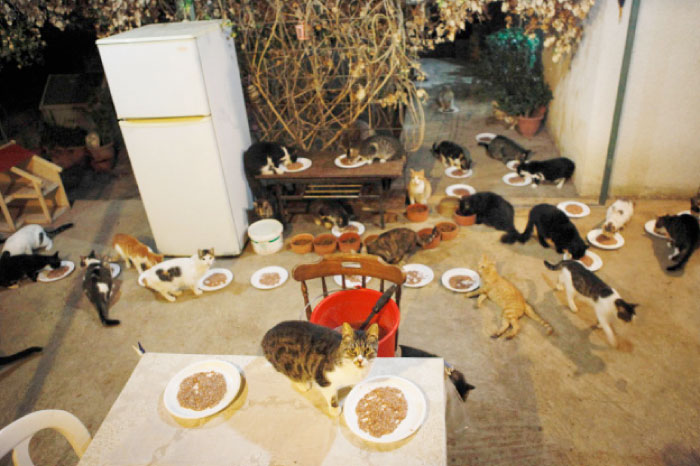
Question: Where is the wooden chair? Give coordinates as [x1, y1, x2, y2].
[292, 252, 406, 320]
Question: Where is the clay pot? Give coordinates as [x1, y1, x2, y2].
[436, 221, 459, 241]
[453, 212, 476, 226]
[437, 197, 460, 218]
[313, 233, 337, 255]
[290, 233, 314, 254]
[516, 114, 544, 138]
[406, 203, 429, 222]
[418, 227, 441, 250]
[338, 232, 362, 253]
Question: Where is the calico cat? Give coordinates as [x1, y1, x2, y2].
[654, 214, 700, 271]
[457, 192, 520, 243]
[253, 198, 276, 220]
[343, 119, 375, 160]
[81, 251, 119, 326]
[140, 248, 215, 302]
[397, 345, 475, 401]
[111, 233, 164, 272]
[350, 135, 404, 165]
[517, 204, 588, 259]
[0, 251, 62, 287]
[516, 157, 575, 189]
[603, 198, 635, 234]
[0, 347, 42, 366]
[261, 320, 379, 416]
[243, 141, 297, 200]
[478, 135, 532, 165]
[308, 199, 353, 229]
[407, 168, 432, 205]
[544, 260, 637, 347]
[436, 85, 456, 113]
[465, 255, 553, 339]
[431, 141, 472, 170]
[366, 227, 439, 264]
[1, 223, 73, 255]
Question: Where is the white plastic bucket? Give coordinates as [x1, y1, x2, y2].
[248, 219, 284, 255]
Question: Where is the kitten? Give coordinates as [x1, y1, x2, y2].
[517, 204, 588, 259]
[140, 248, 215, 302]
[81, 251, 119, 326]
[261, 320, 379, 416]
[436, 85, 456, 113]
[457, 192, 520, 243]
[0, 347, 42, 366]
[544, 259, 637, 347]
[1, 223, 73, 256]
[308, 199, 353, 229]
[465, 255, 553, 339]
[0, 251, 62, 287]
[478, 135, 532, 165]
[431, 141, 472, 170]
[351, 135, 404, 165]
[343, 119, 375, 160]
[366, 227, 439, 264]
[397, 345, 475, 402]
[603, 199, 635, 234]
[515, 157, 575, 189]
[407, 169, 432, 205]
[111, 233, 164, 273]
[243, 141, 297, 200]
[253, 198, 276, 220]
[654, 214, 699, 271]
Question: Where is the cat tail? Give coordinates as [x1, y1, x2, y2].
[46, 223, 74, 237]
[96, 300, 120, 326]
[667, 246, 695, 271]
[524, 304, 554, 335]
[543, 260, 565, 271]
[500, 227, 521, 244]
[515, 217, 535, 243]
[0, 346, 42, 366]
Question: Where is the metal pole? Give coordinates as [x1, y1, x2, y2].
[599, 0, 642, 205]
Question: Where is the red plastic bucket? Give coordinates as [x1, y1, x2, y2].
[310, 288, 400, 357]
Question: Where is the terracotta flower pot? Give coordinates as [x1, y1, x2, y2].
[290, 233, 314, 254]
[406, 203, 429, 222]
[418, 227, 441, 250]
[453, 212, 476, 226]
[313, 233, 337, 255]
[437, 197, 460, 218]
[516, 114, 544, 138]
[338, 232, 362, 253]
[436, 221, 459, 241]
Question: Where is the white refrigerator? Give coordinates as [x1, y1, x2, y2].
[96, 20, 251, 256]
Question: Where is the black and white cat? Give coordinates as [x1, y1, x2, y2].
[478, 135, 532, 165]
[517, 204, 587, 259]
[308, 199, 353, 229]
[1, 223, 73, 256]
[0, 346, 42, 366]
[140, 249, 215, 302]
[81, 251, 119, 326]
[516, 157, 575, 189]
[431, 141, 472, 170]
[544, 260, 637, 348]
[243, 141, 296, 200]
[654, 214, 699, 271]
[457, 192, 520, 243]
[0, 251, 62, 287]
[397, 345, 475, 402]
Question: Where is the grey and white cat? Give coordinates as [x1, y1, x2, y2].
[478, 135, 532, 165]
[140, 249, 214, 302]
[349, 135, 404, 165]
[1, 223, 73, 256]
[544, 260, 637, 348]
[262, 320, 379, 416]
[81, 251, 119, 326]
[343, 119, 375, 160]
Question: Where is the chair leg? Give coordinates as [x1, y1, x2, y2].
[33, 181, 52, 223]
[0, 198, 16, 231]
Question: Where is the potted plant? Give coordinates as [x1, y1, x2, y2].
[494, 73, 553, 137]
[85, 84, 119, 172]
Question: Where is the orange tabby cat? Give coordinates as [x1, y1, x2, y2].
[407, 168, 432, 205]
[465, 255, 553, 339]
[111, 234, 164, 272]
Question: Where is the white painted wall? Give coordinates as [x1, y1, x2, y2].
[545, 0, 700, 199]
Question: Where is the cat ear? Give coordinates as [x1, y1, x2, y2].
[366, 323, 380, 342]
[341, 322, 355, 339]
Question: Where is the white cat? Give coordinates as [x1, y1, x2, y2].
[1, 223, 73, 256]
[140, 249, 214, 302]
[603, 199, 634, 234]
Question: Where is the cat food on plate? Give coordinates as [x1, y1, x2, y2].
[203, 273, 227, 288]
[340, 157, 356, 166]
[285, 161, 304, 171]
[46, 266, 69, 279]
[177, 371, 226, 411]
[259, 272, 281, 287]
[579, 254, 593, 267]
[406, 270, 424, 286]
[342, 225, 359, 232]
[596, 234, 617, 245]
[453, 188, 471, 197]
[355, 386, 408, 438]
[566, 204, 584, 215]
[449, 275, 473, 290]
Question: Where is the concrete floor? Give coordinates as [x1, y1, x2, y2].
[2, 59, 699, 465]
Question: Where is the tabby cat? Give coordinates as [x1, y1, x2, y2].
[654, 214, 699, 271]
[0, 251, 62, 287]
[478, 135, 532, 165]
[457, 192, 520, 243]
[350, 135, 404, 165]
[544, 260, 637, 347]
[465, 255, 553, 339]
[366, 227, 439, 264]
[140, 249, 215, 302]
[111, 233, 164, 272]
[431, 141, 472, 170]
[0, 347, 42, 366]
[81, 251, 119, 326]
[397, 344, 475, 401]
[308, 199, 353, 229]
[436, 85, 457, 113]
[517, 203, 588, 259]
[343, 119, 375, 160]
[261, 320, 379, 416]
[1, 223, 73, 256]
[515, 157, 575, 189]
[407, 168, 432, 205]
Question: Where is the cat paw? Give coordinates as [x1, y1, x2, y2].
[194, 288, 203, 296]
[163, 294, 177, 302]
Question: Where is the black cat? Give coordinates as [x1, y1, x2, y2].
[81, 251, 120, 326]
[398, 344, 475, 401]
[654, 214, 699, 271]
[243, 141, 297, 199]
[0, 346, 42, 366]
[431, 141, 472, 170]
[517, 204, 588, 259]
[0, 251, 62, 287]
[457, 192, 520, 243]
[516, 157, 575, 189]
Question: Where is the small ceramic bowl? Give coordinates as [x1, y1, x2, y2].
[313, 233, 337, 255]
[289, 233, 314, 254]
[453, 212, 476, 226]
[406, 203, 429, 222]
[338, 232, 362, 253]
[437, 197, 460, 218]
[418, 227, 441, 250]
[436, 221, 459, 241]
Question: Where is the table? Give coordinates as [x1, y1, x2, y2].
[79, 353, 446, 466]
[256, 153, 406, 228]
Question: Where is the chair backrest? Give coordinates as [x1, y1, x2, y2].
[0, 409, 91, 465]
[292, 252, 406, 319]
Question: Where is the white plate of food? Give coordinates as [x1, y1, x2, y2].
[402, 264, 434, 288]
[109, 263, 121, 279]
[445, 167, 473, 179]
[564, 250, 603, 272]
[282, 157, 312, 173]
[334, 274, 372, 288]
[502, 172, 531, 187]
[332, 221, 365, 237]
[163, 359, 242, 420]
[475, 132, 496, 144]
[334, 154, 367, 169]
[557, 201, 591, 218]
[38, 260, 75, 282]
[198, 268, 233, 291]
[343, 375, 428, 444]
[644, 219, 670, 239]
[587, 229, 625, 250]
[441, 268, 480, 293]
[251, 266, 288, 290]
[445, 184, 476, 198]
[505, 160, 520, 171]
